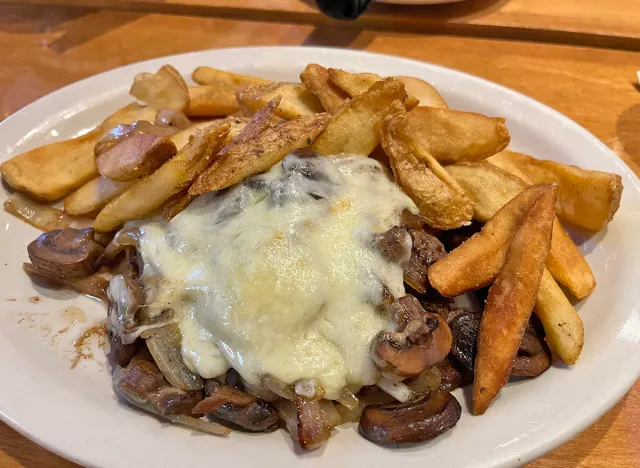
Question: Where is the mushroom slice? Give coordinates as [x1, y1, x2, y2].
[27, 228, 104, 279]
[371, 226, 412, 265]
[404, 228, 446, 294]
[374, 295, 452, 379]
[193, 384, 280, 432]
[97, 133, 177, 182]
[359, 391, 462, 446]
[436, 359, 470, 392]
[147, 323, 204, 391]
[23, 262, 109, 301]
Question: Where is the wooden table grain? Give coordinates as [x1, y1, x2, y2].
[6, 0, 640, 50]
[0, 4, 638, 467]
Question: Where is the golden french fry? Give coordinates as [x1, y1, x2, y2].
[428, 185, 549, 296]
[187, 85, 240, 117]
[312, 78, 408, 156]
[237, 82, 324, 120]
[473, 186, 556, 415]
[1, 103, 160, 202]
[4, 193, 72, 230]
[382, 104, 473, 230]
[97, 133, 177, 182]
[130, 65, 190, 111]
[327, 69, 419, 109]
[64, 176, 133, 216]
[1, 129, 102, 201]
[93, 123, 230, 232]
[394, 76, 447, 108]
[535, 269, 584, 365]
[189, 112, 331, 196]
[300, 64, 349, 113]
[327, 69, 381, 97]
[488, 150, 622, 231]
[394, 107, 509, 165]
[192, 66, 270, 87]
[445, 162, 595, 298]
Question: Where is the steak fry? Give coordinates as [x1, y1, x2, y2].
[473, 186, 556, 415]
[428, 185, 548, 296]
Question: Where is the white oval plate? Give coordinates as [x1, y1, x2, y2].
[1, 46, 639, 468]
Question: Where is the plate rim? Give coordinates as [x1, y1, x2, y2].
[0, 45, 638, 468]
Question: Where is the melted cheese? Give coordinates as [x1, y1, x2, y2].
[135, 154, 417, 399]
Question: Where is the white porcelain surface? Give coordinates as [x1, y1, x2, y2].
[0, 46, 638, 468]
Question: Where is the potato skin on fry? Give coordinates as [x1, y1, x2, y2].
[473, 186, 556, 415]
[446, 162, 595, 299]
[300, 64, 349, 114]
[189, 112, 331, 196]
[97, 133, 177, 181]
[488, 150, 622, 231]
[382, 104, 473, 230]
[428, 185, 548, 296]
[237, 82, 324, 120]
[93, 123, 230, 232]
[312, 78, 409, 157]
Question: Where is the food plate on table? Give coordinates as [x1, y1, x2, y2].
[0, 46, 638, 468]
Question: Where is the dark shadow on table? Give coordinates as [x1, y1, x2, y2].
[616, 102, 640, 165]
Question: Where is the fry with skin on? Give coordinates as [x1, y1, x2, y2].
[192, 66, 270, 87]
[189, 111, 331, 196]
[427, 184, 548, 296]
[64, 176, 133, 216]
[446, 163, 595, 298]
[93, 123, 230, 232]
[237, 82, 324, 120]
[488, 150, 622, 231]
[473, 186, 556, 415]
[312, 78, 409, 157]
[392, 107, 509, 165]
[327, 69, 419, 109]
[381, 103, 473, 230]
[166, 98, 281, 218]
[300, 64, 349, 113]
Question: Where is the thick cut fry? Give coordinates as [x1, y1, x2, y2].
[187, 85, 239, 117]
[300, 64, 349, 113]
[327, 69, 419, 109]
[473, 186, 556, 415]
[97, 133, 177, 181]
[237, 82, 324, 120]
[130, 65, 190, 111]
[1, 129, 102, 201]
[488, 151, 622, 231]
[93, 123, 230, 231]
[4, 193, 72, 230]
[1, 103, 159, 201]
[535, 269, 584, 365]
[382, 105, 473, 230]
[312, 78, 408, 156]
[428, 185, 548, 296]
[164, 99, 279, 219]
[446, 163, 595, 298]
[395, 76, 447, 108]
[395, 107, 509, 165]
[64, 176, 133, 216]
[192, 66, 270, 87]
[189, 112, 331, 196]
